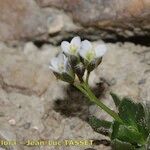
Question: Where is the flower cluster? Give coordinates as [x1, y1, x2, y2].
[49, 36, 107, 83]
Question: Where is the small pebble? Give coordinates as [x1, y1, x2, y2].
[32, 126, 38, 130]
[8, 119, 16, 126]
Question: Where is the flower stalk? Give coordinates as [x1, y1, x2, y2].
[74, 82, 123, 123]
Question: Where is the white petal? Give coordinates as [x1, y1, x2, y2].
[63, 54, 68, 67]
[81, 40, 92, 51]
[49, 65, 58, 72]
[61, 41, 70, 53]
[64, 57, 69, 72]
[79, 40, 92, 58]
[49, 53, 68, 74]
[50, 57, 58, 68]
[58, 53, 65, 63]
[63, 54, 68, 62]
[70, 36, 81, 49]
[49, 57, 59, 72]
[95, 44, 107, 57]
[79, 48, 88, 59]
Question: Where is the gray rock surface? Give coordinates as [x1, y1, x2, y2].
[0, 0, 48, 41]
[0, 0, 149, 43]
[37, 0, 150, 25]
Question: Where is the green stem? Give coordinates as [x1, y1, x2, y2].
[86, 70, 90, 84]
[74, 83, 123, 123]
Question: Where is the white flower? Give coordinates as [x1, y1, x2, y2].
[49, 53, 74, 83]
[79, 40, 107, 62]
[61, 36, 81, 56]
[49, 53, 68, 74]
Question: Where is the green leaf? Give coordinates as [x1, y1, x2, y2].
[118, 98, 149, 142]
[117, 125, 145, 145]
[88, 116, 112, 136]
[112, 139, 135, 150]
[110, 97, 149, 149]
[111, 121, 120, 140]
[118, 97, 138, 126]
[111, 120, 145, 145]
[135, 103, 149, 140]
[110, 92, 121, 108]
[89, 116, 112, 129]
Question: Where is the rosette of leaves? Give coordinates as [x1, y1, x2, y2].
[89, 93, 150, 150]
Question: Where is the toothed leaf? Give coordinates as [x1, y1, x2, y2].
[89, 116, 112, 129]
[118, 98, 149, 142]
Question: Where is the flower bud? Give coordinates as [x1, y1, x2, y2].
[54, 72, 74, 83]
[87, 57, 102, 72]
[74, 62, 85, 82]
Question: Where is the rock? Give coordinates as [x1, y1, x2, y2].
[23, 42, 39, 54]
[0, 124, 16, 140]
[41, 114, 107, 150]
[0, 0, 48, 41]
[38, 0, 150, 29]
[42, 0, 150, 44]
[0, 112, 5, 117]
[0, 88, 45, 130]
[8, 119, 16, 126]
[0, 0, 149, 43]
[46, 8, 81, 44]
[0, 123, 18, 150]
[0, 45, 54, 96]
[23, 122, 31, 129]
[48, 14, 64, 34]
[0, 0, 80, 43]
